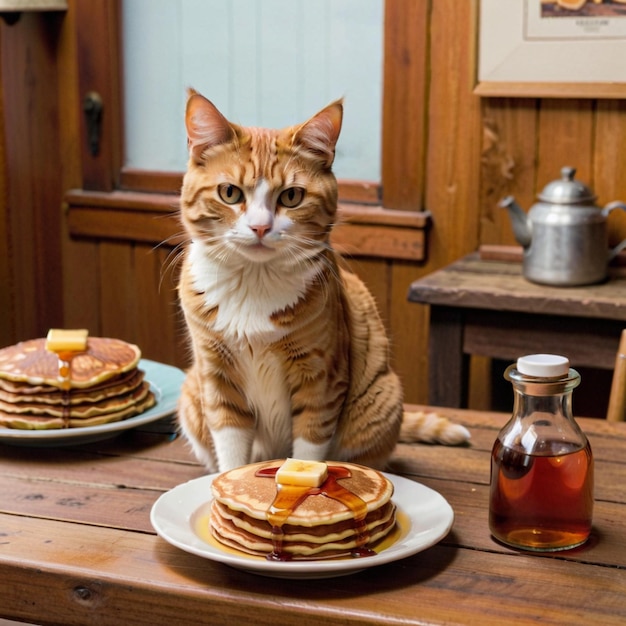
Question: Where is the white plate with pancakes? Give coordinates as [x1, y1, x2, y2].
[151, 471, 454, 579]
[0, 359, 184, 446]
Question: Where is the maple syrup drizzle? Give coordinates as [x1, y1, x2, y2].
[256, 466, 376, 561]
[56, 351, 75, 429]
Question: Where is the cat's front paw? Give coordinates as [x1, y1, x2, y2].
[292, 437, 331, 462]
[213, 426, 255, 471]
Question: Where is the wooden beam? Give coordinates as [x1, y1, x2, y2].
[381, 0, 429, 211]
[64, 190, 431, 262]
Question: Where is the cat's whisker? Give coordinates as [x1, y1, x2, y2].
[279, 233, 334, 263]
[154, 234, 178, 250]
[158, 246, 186, 292]
[160, 238, 187, 264]
[152, 228, 190, 252]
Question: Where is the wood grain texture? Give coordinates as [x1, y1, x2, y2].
[426, 307, 468, 407]
[607, 329, 626, 422]
[61, 237, 102, 334]
[409, 254, 626, 321]
[425, 0, 482, 268]
[463, 311, 623, 369]
[537, 100, 595, 193]
[0, 12, 66, 340]
[389, 262, 430, 404]
[75, 0, 121, 190]
[0, 56, 11, 348]
[474, 81, 626, 100]
[408, 254, 626, 410]
[594, 100, 626, 246]
[480, 98, 538, 246]
[381, 0, 428, 211]
[65, 192, 430, 261]
[1, 407, 625, 626]
[3, 0, 626, 411]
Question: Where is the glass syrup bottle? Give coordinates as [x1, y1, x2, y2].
[489, 354, 594, 551]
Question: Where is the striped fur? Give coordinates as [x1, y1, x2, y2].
[177, 91, 469, 473]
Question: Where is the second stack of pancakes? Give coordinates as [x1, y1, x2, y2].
[0, 336, 155, 429]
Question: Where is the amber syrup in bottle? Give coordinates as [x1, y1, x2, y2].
[489, 354, 594, 552]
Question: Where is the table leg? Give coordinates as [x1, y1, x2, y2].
[428, 306, 468, 408]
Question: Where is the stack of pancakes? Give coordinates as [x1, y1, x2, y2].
[210, 460, 397, 560]
[0, 337, 155, 429]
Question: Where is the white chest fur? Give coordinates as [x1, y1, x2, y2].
[188, 239, 318, 340]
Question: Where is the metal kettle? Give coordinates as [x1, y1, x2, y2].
[500, 166, 626, 286]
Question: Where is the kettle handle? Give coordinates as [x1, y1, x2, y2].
[603, 201, 626, 216]
[603, 201, 626, 260]
[610, 238, 626, 260]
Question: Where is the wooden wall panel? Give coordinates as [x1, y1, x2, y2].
[133, 245, 188, 368]
[0, 45, 11, 348]
[381, 0, 428, 211]
[425, 0, 482, 268]
[99, 242, 137, 341]
[61, 237, 101, 333]
[0, 12, 66, 340]
[537, 100, 595, 189]
[75, 0, 121, 190]
[389, 262, 430, 403]
[595, 100, 626, 246]
[480, 99, 538, 246]
[70, 240, 189, 369]
[397, 0, 483, 403]
[3, 0, 626, 412]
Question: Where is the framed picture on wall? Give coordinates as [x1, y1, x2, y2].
[475, 0, 626, 98]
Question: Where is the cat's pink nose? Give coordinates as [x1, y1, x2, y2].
[251, 224, 270, 239]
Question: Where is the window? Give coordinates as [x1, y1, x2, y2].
[68, 0, 430, 261]
[122, 0, 384, 183]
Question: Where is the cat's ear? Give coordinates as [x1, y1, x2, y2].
[185, 89, 235, 162]
[293, 99, 343, 168]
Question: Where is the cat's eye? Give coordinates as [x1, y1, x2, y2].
[278, 187, 305, 208]
[218, 184, 243, 205]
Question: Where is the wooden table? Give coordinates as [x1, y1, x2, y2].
[408, 252, 626, 408]
[1, 407, 625, 626]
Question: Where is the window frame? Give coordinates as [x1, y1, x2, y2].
[69, 0, 430, 261]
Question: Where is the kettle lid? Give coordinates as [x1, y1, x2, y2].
[538, 166, 596, 204]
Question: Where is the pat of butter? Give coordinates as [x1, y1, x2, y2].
[45, 328, 89, 353]
[275, 458, 328, 488]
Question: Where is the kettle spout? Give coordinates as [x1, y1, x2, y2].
[499, 195, 532, 247]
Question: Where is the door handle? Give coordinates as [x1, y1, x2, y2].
[83, 91, 103, 156]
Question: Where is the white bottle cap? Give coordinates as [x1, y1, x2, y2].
[517, 354, 570, 377]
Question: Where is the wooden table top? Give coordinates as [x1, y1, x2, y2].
[408, 252, 626, 321]
[1, 407, 625, 626]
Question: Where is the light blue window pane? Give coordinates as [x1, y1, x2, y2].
[122, 0, 383, 181]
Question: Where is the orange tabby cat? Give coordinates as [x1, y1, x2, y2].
[177, 90, 469, 472]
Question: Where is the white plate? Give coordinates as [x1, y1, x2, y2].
[150, 472, 454, 579]
[0, 359, 184, 446]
